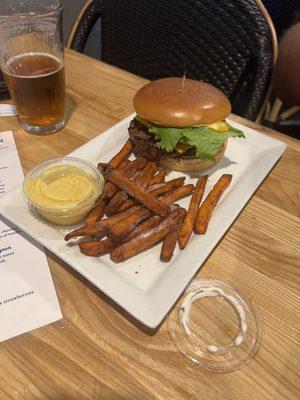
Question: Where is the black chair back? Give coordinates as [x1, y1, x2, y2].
[262, 0, 300, 36]
[0, 71, 10, 100]
[70, 0, 275, 121]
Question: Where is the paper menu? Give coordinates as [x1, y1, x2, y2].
[0, 130, 23, 195]
[0, 131, 62, 342]
[0, 104, 18, 117]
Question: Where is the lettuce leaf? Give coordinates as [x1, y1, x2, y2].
[149, 122, 245, 160]
[148, 126, 183, 152]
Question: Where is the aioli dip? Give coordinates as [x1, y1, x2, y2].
[23, 158, 104, 225]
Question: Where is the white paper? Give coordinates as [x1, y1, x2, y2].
[0, 104, 18, 117]
[0, 131, 62, 342]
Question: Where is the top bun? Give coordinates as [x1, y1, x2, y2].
[133, 77, 231, 127]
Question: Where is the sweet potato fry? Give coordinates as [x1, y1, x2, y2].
[95, 159, 137, 216]
[98, 159, 130, 171]
[85, 199, 106, 225]
[148, 168, 166, 186]
[136, 161, 158, 188]
[124, 214, 164, 242]
[103, 157, 147, 200]
[194, 174, 232, 234]
[150, 177, 186, 197]
[102, 182, 118, 201]
[105, 161, 158, 215]
[113, 177, 186, 213]
[110, 204, 179, 243]
[129, 167, 144, 181]
[160, 207, 186, 262]
[112, 198, 137, 214]
[112, 198, 139, 214]
[178, 176, 208, 249]
[117, 159, 129, 169]
[108, 139, 133, 168]
[105, 190, 128, 214]
[108, 185, 193, 241]
[110, 208, 185, 263]
[102, 165, 170, 217]
[159, 184, 194, 204]
[117, 157, 146, 175]
[80, 213, 166, 257]
[79, 239, 114, 256]
[80, 210, 177, 257]
[80, 183, 190, 243]
[109, 208, 152, 242]
[64, 205, 141, 241]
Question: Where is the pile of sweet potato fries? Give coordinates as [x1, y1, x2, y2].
[65, 139, 232, 263]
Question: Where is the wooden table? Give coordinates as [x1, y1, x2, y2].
[0, 49, 299, 400]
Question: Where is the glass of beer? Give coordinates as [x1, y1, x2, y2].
[0, 1, 65, 134]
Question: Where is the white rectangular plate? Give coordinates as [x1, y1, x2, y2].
[0, 115, 286, 328]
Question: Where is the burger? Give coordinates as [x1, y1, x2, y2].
[128, 77, 245, 172]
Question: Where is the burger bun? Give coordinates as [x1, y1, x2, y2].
[133, 77, 231, 127]
[159, 142, 227, 172]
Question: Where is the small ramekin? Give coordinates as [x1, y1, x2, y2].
[23, 157, 104, 226]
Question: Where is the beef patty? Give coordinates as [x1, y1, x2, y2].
[128, 119, 182, 160]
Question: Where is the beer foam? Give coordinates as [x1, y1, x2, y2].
[4, 52, 63, 78]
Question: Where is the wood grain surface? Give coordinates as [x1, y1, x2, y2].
[0, 49, 299, 400]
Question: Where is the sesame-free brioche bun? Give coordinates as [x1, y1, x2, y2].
[133, 77, 231, 127]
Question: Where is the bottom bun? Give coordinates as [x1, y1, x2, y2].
[159, 142, 227, 172]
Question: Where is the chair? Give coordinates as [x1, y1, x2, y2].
[262, 0, 300, 37]
[263, 22, 300, 139]
[0, 71, 10, 100]
[68, 0, 277, 121]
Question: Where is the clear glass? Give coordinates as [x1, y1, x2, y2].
[0, 1, 65, 134]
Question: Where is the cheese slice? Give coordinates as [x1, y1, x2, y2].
[135, 115, 229, 133]
[174, 142, 193, 154]
[208, 121, 229, 132]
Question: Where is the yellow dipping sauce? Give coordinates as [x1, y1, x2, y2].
[23, 159, 103, 225]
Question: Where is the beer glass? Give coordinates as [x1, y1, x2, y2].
[0, 1, 65, 134]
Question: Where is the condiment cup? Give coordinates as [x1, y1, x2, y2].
[23, 157, 104, 225]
